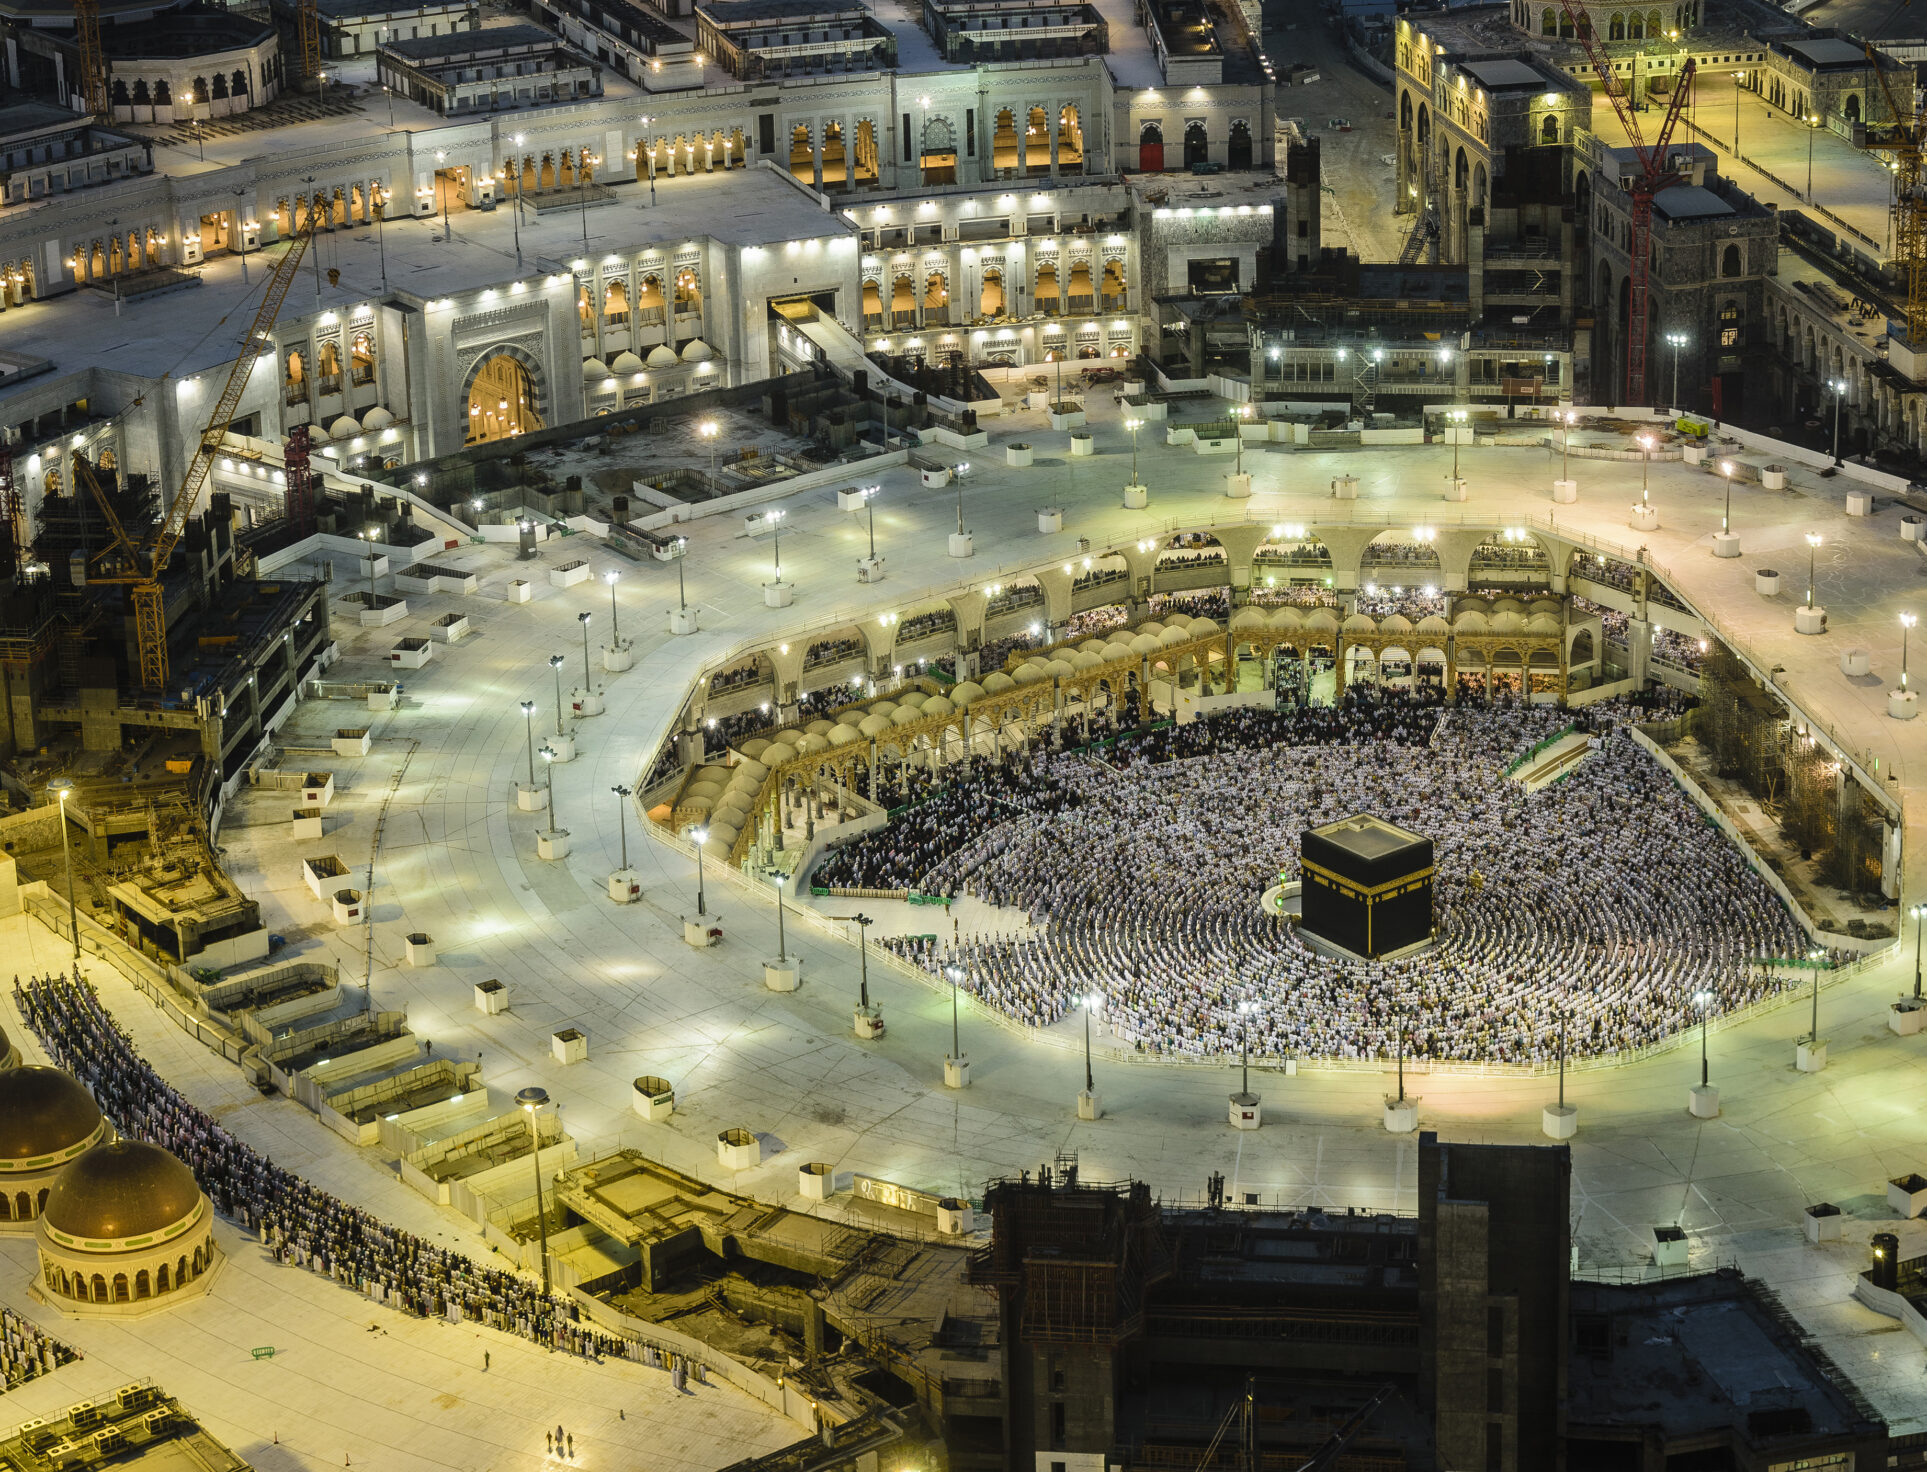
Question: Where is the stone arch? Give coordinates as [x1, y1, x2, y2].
[461, 343, 548, 443]
[1138, 118, 1163, 172]
[1183, 119, 1209, 167]
[1228, 118, 1252, 170]
[1541, 113, 1559, 143]
[1845, 93, 1861, 122]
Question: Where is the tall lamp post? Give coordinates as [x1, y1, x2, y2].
[434, 150, 451, 241]
[1664, 330, 1687, 409]
[771, 873, 789, 963]
[1080, 992, 1102, 1097]
[1913, 901, 1925, 999]
[1694, 988, 1713, 1087]
[1731, 71, 1744, 155]
[1448, 409, 1467, 480]
[1637, 433, 1653, 503]
[515, 1086, 552, 1299]
[1234, 404, 1251, 478]
[768, 508, 786, 584]
[1806, 113, 1821, 200]
[1235, 999, 1258, 1097]
[610, 783, 631, 870]
[539, 743, 557, 813]
[577, 611, 594, 691]
[1126, 416, 1143, 484]
[862, 484, 880, 559]
[638, 116, 657, 205]
[1805, 532, 1823, 609]
[674, 535, 689, 612]
[1903, 611, 1917, 695]
[945, 963, 964, 1067]
[699, 419, 719, 491]
[548, 653, 568, 740]
[691, 826, 708, 915]
[1560, 410, 1576, 483]
[604, 569, 621, 642]
[48, 779, 77, 961]
[519, 700, 537, 787]
[1830, 377, 1848, 465]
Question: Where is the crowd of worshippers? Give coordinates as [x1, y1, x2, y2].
[0, 1307, 78, 1390]
[821, 691, 1818, 1062]
[13, 973, 713, 1387]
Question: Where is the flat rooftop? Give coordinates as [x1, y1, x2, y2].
[381, 22, 575, 59]
[1569, 1274, 1876, 1443]
[1654, 184, 1737, 221]
[0, 166, 844, 403]
[1459, 56, 1549, 89]
[1783, 35, 1868, 66]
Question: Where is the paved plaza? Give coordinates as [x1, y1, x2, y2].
[10, 392, 1927, 1437]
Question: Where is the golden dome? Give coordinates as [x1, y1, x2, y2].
[0, 1067, 103, 1163]
[43, 1142, 201, 1243]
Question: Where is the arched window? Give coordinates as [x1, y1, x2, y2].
[1721, 244, 1741, 277]
[1183, 120, 1209, 167]
[1609, 12, 1625, 38]
[1541, 114, 1559, 143]
[861, 278, 882, 328]
[603, 280, 628, 325]
[1138, 119, 1163, 172]
[1035, 261, 1059, 315]
[1541, 6, 1556, 32]
[285, 349, 305, 404]
[317, 340, 341, 392]
[132, 79, 149, 104]
[157, 1262, 171, 1292]
[980, 267, 1005, 318]
[233, 69, 249, 95]
[352, 332, 375, 385]
[674, 267, 701, 309]
[638, 274, 664, 323]
[136, 1269, 151, 1298]
[1845, 94, 1861, 122]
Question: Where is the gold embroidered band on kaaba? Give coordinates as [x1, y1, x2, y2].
[1301, 859, 1437, 901]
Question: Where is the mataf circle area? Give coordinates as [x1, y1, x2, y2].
[860, 695, 1810, 1065]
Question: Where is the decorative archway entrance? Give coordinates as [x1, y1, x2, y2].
[463, 346, 547, 445]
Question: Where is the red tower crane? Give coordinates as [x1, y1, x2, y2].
[1559, 0, 1696, 406]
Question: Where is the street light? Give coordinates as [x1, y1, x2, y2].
[610, 783, 632, 870]
[1913, 901, 1925, 999]
[945, 961, 965, 1066]
[604, 569, 621, 641]
[1235, 999, 1258, 1097]
[519, 700, 537, 786]
[1805, 532, 1823, 609]
[699, 419, 719, 490]
[1664, 330, 1688, 409]
[1080, 991, 1102, 1094]
[691, 826, 708, 915]
[1448, 409, 1467, 480]
[638, 115, 657, 205]
[577, 610, 593, 690]
[1235, 404, 1252, 477]
[771, 873, 789, 963]
[862, 484, 880, 558]
[1829, 378, 1848, 465]
[1125, 417, 1143, 485]
[1806, 113, 1821, 201]
[674, 535, 689, 610]
[1719, 459, 1734, 535]
[1560, 410, 1576, 483]
[515, 1086, 552, 1299]
[1731, 71, 1744, 155]
[539, 743, 556, 812]
[768, 507, 786, 583]
[1694, 988, 1713, 1087]
[357, 527, 381, 603]
[548, 653, 568, 737]
[48, 779, 77, 961]
[1903, 611, 1917, 693]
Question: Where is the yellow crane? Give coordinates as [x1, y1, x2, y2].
[1863, 10, 1926, 342]
[72, 0, 109, 120]
[75, 221, 317, 690]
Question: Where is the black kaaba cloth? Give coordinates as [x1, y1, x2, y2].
[1299, 814, 1434, 959]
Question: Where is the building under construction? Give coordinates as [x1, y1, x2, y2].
[0, 445, 327, 960]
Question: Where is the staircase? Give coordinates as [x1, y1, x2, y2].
[1351, 356, 1379, 414]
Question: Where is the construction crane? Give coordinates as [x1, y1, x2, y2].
[1559, 0, 1695, 405]
[72, 0, 110, 120]
[73, 221, 317, 691]
[298, 0, 322, 90]
[1861, 13, 1925, 344]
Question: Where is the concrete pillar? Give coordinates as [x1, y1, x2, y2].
[1217, 524, 1267, 602]
[766, 642, 806, 706]
[1468, 211, 1485, 321]
[1625, 617, 1653, 687]
[860, 618, 898, 680]
[1036, 565, 1073, 639]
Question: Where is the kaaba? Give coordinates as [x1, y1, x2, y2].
[1299, 814, 1434, 960]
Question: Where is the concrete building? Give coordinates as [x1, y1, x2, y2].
[376, 25, 604, 116]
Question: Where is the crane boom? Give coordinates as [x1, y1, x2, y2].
[1863, 33, 1926, 344]
[119, 223, 316, 691]
[1558, 0, 1693, 403]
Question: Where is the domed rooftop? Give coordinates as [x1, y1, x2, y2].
[43, 1141, 200, 1243]
[0, 1067, 102, 1164]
